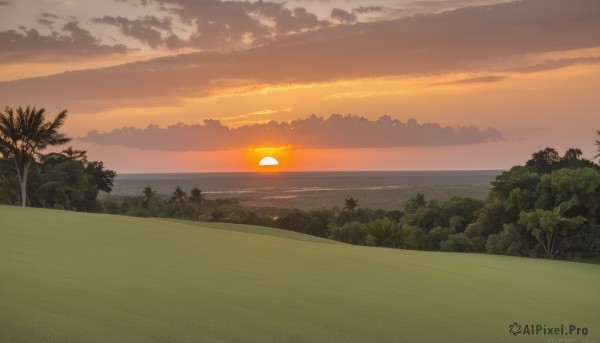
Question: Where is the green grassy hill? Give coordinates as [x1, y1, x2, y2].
[1, 205, 599, 342]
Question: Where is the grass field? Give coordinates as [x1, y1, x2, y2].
[1, 205, 599, 342]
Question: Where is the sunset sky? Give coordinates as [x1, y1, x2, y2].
[1, 0, 599, 172]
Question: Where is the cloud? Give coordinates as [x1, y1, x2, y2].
[115, 0, 329, 50]
[508, 56, 600, 74]
[0, 21, 128, 62]
[393, 0, 515, 16]
[80, 114, 503, 151]
[430, 75, 506, 86]
[37, 18, 54, 27]
[0, 0, 599, 110]
[92, 15, 181, 49]
[41, 13, 59, 19]
[352, 6, 386, 14]
[331, 8, 357, 24]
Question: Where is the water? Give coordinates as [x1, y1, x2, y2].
[106, 170, 501, 211]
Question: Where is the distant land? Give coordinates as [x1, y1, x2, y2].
[105, 170, 501, 211]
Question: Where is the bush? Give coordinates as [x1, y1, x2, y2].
[486, 224, 530, 256]
[328, 222, 367, 245]
[366, 218, 401, 248]
[404, 226, 430, 250]
[440, 233, 473, 252]
[429, 226, 456, 250]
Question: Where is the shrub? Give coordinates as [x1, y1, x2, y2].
[440, 233, 473, 252]
[328, 222, 367, 245]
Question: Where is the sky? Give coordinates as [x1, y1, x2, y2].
[0, 0, 599, 173]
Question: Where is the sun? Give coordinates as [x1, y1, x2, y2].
[245, 146, 290, 171]
[259, 156, 279, 167]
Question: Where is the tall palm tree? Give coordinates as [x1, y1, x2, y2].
[414, 193, 427, 208]
[170, 186, 187, 204]
[344, 196, 359, 222]
[142, 186, 156, 208]
[0, 106, 71, 206]
[189, 187, 205, 209]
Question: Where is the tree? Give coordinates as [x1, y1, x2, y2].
[429, 226, 456, 250]
[519, 147, 598, 174]
[439, 233, 474, 252]
[518, 196, 585, 257]
[31, 147, 116, 211]
[562, 148, 583, 161]
[0, 106, 71, 206]
[343, 196, 359, 222]
[142, 186, 157, 208]
[189, 187, 205, 209]
[366, 217, 401, 248]
[328, 222, 367, 245]
[404, 193, 427, 214]
[525, 147, 561, 173]
[170, 186, 186, 204]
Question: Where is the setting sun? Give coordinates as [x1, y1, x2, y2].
[245, 146, 291, 171]
[259, 156, 279, 166]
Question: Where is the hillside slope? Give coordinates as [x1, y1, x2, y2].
[1, 206, 599, 342]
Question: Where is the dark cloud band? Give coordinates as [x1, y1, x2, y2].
[81, 114, 503, 151]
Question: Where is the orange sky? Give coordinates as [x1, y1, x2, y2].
[1, 0, 599, 172]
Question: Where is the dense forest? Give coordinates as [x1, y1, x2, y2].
[2, 106, 600, 261]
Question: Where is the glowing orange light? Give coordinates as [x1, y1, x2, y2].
[259, 156, 279, 166]
[244, 146, 293, 171]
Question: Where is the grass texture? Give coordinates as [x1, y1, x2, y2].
[1, 205, 599, 342]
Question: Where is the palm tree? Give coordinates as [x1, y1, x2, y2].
[170, 186, 187, 204]
[343, 196, 360, 222]
[0, 106, 71, 206]
[142, 186, 156, 208]
[518, 195, 585, 257]
[365, 218, 401, 248]
[414, 193, 426, 208]
[189, 187, 205, 209]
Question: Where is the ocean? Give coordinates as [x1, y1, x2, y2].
[105, 170, 502, 211]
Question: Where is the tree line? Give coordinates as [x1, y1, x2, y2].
[2, 105, 600, 262]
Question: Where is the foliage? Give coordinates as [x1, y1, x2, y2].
[440, 233, 474, 252]
[366, 217, 401, 248]
[517, 197, 586, 257]
[404, 192, 427, 214]
[0, 106, 71, 206]
[328, 221, 367, 245]
[486, 224, 531, 257]
[402, 225, 430, 250]
[0, 146, 115, 211]
[429, 226, 456, 250]
[524, 147, 599, 174]
[343, 196, 360, 222]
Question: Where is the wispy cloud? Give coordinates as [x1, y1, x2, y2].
[508, 56, 600, 74]
[430, 75, 507, 86]
[219, 108, 295, 124]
